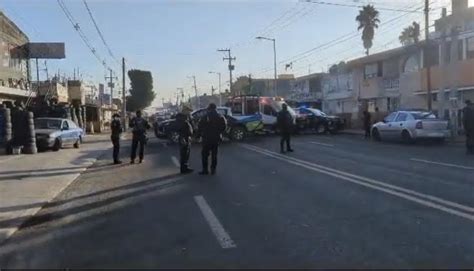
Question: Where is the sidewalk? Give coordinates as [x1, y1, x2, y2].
[340, 129, 466, 144]
[0, 133, 113, 244]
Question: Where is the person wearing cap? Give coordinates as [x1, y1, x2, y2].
[175, 112, 194, 174]
[110, 113, 123, 164]
[463, 100, 474, 155]
[198, 103, 227, 175]
[277, 103, 294, 153]
[129, 110, 151, 163]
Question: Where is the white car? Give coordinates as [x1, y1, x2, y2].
[371, 111, 449, 143]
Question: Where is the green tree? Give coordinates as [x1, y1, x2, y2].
[126, 69, 155, 112]
[356, 4, 380, 56]
[399, 22, 420, 46]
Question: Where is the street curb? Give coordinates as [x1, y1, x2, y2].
[0, 145, 111, 246]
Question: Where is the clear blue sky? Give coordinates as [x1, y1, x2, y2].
[1, 0, 464, 107]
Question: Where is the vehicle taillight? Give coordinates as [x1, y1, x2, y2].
[415, 121, 423, 129]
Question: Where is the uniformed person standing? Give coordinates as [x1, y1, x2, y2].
[111, 113, 123, 164]
[277, 103, 294, 153]
[463, 100, 474, 155]
[198, 103, 227, 175]
[129, 110, 150, 164]
[176, 112, 194, 174]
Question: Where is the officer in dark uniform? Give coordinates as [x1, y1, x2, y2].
[463, 100, 474, 155]
[110, 113, 123, 164]
[363, 110, 372, 139]
[198, 103, 227, 175]
[129, 110, 150, 164]
[277, 103, 294, 153]
[176, 112, 194, 174]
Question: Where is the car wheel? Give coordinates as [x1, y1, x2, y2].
[401, 130, 414, 144]
[169, 131, 180, 144]
[74, 137, 81, 148]
[52, 138, 62, 151]
[231, 126, 246, 141]
[372, 128, 381, 142]
[315, 124, 327, 134]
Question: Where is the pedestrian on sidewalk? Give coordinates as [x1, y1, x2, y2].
[277, 103, 294, 153]
[129, 110, 151, 164]
[198, 103, 227, 175]
[111, 113, 123, 164]
[363, 110, 372, 139]
[463, 100, 474, 155]
[176, 112, 194, 174]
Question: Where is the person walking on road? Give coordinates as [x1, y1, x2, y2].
[463, 100, 474, 155]
[277, 103, 294, 153]
[363, 110, 372, 139]
[129, 110, 150, 164]
[198, 103, 227, 175]
[176, 112, 194, 174]
[111, 113, 123, 164]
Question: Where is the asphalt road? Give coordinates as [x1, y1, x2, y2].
[0, 133, 473, 268]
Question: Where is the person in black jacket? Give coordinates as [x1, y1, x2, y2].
[129, 110, 151, 164]
[463, 100, 474, 155]
[176, 112, 194, 174]
[363, 110, 372, 139]
[110, 113, 123, 164]
[277, 103, 294, 153]
[198, 103, 227, 175]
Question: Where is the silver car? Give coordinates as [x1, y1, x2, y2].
[371, 111, 449, 143]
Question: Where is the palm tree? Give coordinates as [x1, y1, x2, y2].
[356, 5, 380, 56]
[399, 22, 421, 46]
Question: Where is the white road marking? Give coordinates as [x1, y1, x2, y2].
[242, 144, 474, 221]
[410, 158, 474, 170]
[309, 141, 335, 147]
[171, 156, 180, 168]
[194, 195, 236, 249]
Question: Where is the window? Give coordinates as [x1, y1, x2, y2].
[432, 93, 438, 102]
[467, 37, 474, 59]
[263, 104, 274, 115]
[384, 112, 398, 122]
[68, 120, 77, 128]
[62, 120, 69, 130]
[403, 54, 420, 73]
[364, 63, 378, 79]
[412, 112, 437, 119]
[395, 113, 408, 122]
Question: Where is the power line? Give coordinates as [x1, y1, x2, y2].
[301, 0, 423, 13]
[82, 0, 119, 64]
[57, 0, 113, 73]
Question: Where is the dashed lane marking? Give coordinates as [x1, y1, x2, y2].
[410, 158, 474, 170]
[194, 195, 236, 249]
[309, 141, 335, 147]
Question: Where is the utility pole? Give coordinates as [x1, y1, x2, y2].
[211, 86, 215, 96]
[248, 73, 252, 95]
[122, 57, 127, 128]
[439, 8, 448, 120]
[105, 69, 117, 105]
[189, 75, 199, 109]
[218, 49, 235, 95]
[425, 0, 433, 111]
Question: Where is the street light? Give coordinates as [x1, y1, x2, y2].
[209, 71, 222, 106]
[256, 36, 277, 97]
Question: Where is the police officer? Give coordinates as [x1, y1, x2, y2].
[176, 112, 194, 174]
[463, 100, 474, 155]
[277, 103, 294, 153]
[363, 110, 372, 139]
[129, 110, 150, 164]
[198, 103, 227, 175]
[110, 113, 123, 164]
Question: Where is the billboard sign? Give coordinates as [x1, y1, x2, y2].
[27, 43, 65, 59]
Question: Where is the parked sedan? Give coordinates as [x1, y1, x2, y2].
[295, 107, 344, 134]
[35, 118, 84, 151]
[371, 111, 449, 143]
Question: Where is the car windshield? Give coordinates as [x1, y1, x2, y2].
[34, 119, 62, 130]
[411, 112, 437, 119]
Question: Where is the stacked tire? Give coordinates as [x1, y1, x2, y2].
[0, 107, 13, 154]
[23, 111, 37, 154]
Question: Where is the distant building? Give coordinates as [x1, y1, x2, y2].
[0, 11, 31, 103]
